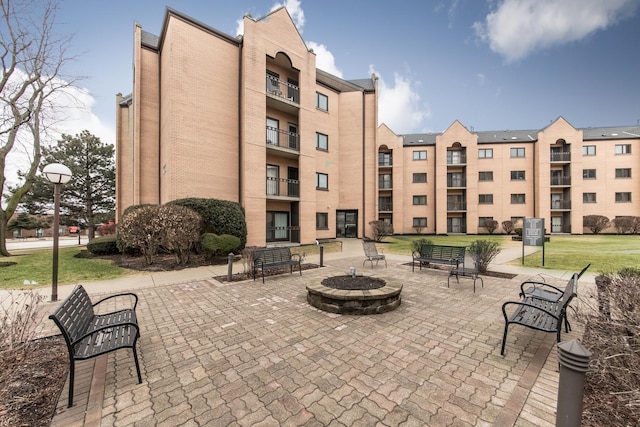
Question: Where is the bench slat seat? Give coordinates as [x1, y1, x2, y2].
[49, 285, 142, 407]
[501, 273, 579, 355]
[252, 247, 302, 283]
[412, 244, 465, 272]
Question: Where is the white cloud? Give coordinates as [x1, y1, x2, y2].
[270, 0, 305, 30]
[474, 0, 638, 62]
[307, 42, 343, 78]
[370, 66, 431, 134]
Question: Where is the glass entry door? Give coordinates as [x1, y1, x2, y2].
[336, 210, 358, 238]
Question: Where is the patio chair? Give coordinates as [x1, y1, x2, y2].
[362, 240, 387, 268]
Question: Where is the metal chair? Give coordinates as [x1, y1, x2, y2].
[362, 240, 387, 268]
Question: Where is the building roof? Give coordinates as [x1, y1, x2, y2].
[582, 125, 640, 141]
[402, 124, 640, 147]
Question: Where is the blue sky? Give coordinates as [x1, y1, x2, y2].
[55, 0, 640, 145]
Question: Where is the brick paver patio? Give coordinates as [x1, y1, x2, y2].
[45, 250, 586, 426]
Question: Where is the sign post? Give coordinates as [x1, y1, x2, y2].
[522, 218, 545, 266]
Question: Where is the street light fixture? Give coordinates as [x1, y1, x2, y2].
[43, 163, 72, 302]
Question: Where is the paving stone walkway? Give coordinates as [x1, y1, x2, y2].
[41, 242, 590, 426]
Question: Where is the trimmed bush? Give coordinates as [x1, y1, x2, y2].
[158, 205, 202, 264]
[468, 239, 501, 273]
[121, 203, 157, 218]
[583, 215, 610, 234]
[118, 205, 163, 265]
[202, 233, 242, 258]
[411, 238, 434, 253]
[86, 235, 119, 255]
[169, 198, 247, 248]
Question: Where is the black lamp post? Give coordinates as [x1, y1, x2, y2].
[42, 163, 72, 302]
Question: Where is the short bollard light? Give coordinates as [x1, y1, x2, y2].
[349, 267, 356, 278]
[556, 339, 591, 427]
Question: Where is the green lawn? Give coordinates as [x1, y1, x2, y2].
[0, 247, 129, 290]
[383, 234, 640, 274]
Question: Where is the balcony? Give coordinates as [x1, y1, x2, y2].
[550, 200, 571, 210]
[266, 225, 300, 243]
[266, 74, 299, 103]
[550, 176, 571, 186]
[378, 201, 393, 212]
[550, 151, 571, 162]
[266, 126, 299, 152]
[378, 159, 393, 167]
[447, 202, 467, 211]
[447, 152, 466, 165]
[266, 177, 299, 199]
[447, 177, 466, 188]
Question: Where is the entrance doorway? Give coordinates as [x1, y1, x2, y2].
[336, 210, 358, 238]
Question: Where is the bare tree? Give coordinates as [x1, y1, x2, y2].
[0, 0, 78, 255]
[583, 215, 610, 235]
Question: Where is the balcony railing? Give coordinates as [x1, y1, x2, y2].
[266, 225, 300, 242]
[447, 202, 467, 211]
[266, 74, 299, 103]
[550, 151, 571, 162]
[266, 126, 299, 151]
[266, 177, 300, 198]
[550, 176, 571, 186]
[447, 152, 467, 165]
[550, 200, 571, 210]
[378, 159, 393, 167]
[378, 202, 393, 212]
[447, 177, 466, 188]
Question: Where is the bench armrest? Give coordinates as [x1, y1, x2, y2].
[519, 280, 564, 297]
[501, 300, 562, 322]
[70, 322, 140, 347]
[93, 292, 139, 311]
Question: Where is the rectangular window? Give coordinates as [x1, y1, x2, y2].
[316, 132, 328, 150]
[511, 193, 526, 204]
[479, 194, 493, 204]
[479, 217, 494, 227]
[316, 213, 328, 229]
[413, 195, 427, 205]
[316, 92, 328, 111]
[413, 150, 427, 160]
[412, 173, 427, 183]
[583, 169, 596, 179]
[583, 145, 596, 156]
[615, 192, 632, 203]
[316, 173, 328, 190]
[413, 217, 427, 228]
[615, 168, 632, 178]
[615, 144, 631, 154]
[510, 170, 525, 180]
[583, 193, 597, 203]
[510, 147, 525, 158]
[478, 148, 493, 159]
[478, 171, 493, 181]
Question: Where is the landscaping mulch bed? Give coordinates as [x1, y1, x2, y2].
[0, 336, 67, 427]
[404, 262, 517, 279]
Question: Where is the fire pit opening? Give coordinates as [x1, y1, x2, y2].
[321, 275, 386, 290]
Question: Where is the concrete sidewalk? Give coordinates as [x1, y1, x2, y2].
[40, 239, 593, 426]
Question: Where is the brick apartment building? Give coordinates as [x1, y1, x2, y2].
[116, 7, 640, 246]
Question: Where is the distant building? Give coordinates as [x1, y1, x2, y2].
[117, 7, 640, 245]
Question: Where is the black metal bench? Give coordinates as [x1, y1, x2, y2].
[252, 247, 302, 283]
[448, 264, 483, 293]
[500, 273, 579, 355]
[412, 244, 465, 272]
[49, 285, 142, 407]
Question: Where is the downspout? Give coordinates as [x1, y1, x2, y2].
[362, 89, 366, 239]
[237, 41, 243, 203]
[532, 140, 537, 219]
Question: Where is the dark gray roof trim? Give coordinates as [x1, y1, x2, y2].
[317, 69, 373, 93]
[141, 30, 159, 49]
[403, 125, 640, 147]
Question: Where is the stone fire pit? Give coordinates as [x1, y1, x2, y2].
[306, 275, 402, 315]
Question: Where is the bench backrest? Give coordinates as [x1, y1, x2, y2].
[362, 240, 380, 257]
[49, 285, 95, 346]
[560, 273, 579, 309]
[253, 247, 293, 264]
[419, 244, 465, 261]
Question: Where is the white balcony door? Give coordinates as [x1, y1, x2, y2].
[267, 165, 279, 196]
